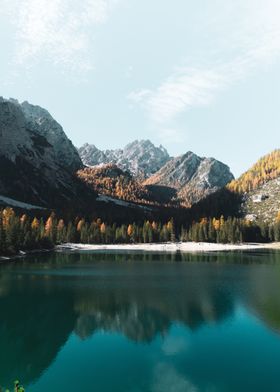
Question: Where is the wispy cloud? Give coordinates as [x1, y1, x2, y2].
[128, 0, 280, 125]
[2, 0, 119, 72]
[129, 67, 226, 124]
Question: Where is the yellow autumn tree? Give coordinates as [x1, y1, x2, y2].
[228, 149, 280, 193]
[31, 217, 40, 230]
[20, 214, 27, 226]
[100, 222, 106, 234]
[77, 219, 85, 232]
[167, 220, 174, 232]
[127, 224, 134, 237]
[45, 216, 53, 236]
[2, 208, 15, 227]
[152, 221, 158, 231]
[213, 218, 220, 231]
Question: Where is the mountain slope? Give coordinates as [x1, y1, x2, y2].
[77, 164, 155, 205]
[0, 97, 89, 209]
[228, 149, 280, 193]
[185, 149, 280, 223]
[0, 97, 186, 222]
[78, 140, 170, 178]
[144, 151, 234, 206]
[225, 149, 280, 222]
[21, 101, 81, 172]
[242, 178, 280, 222]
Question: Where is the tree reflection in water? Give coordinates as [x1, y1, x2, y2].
[0, 249, 280, 388]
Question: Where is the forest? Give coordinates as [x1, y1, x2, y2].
[1, 207, 280, 256]
[228, 149, 280, 193]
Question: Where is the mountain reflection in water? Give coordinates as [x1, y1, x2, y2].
[0, 250, 280, 390]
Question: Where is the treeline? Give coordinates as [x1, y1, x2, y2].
[0, 208, 54, 256]
[0, 208, 176, 255]
[181, 216, 280, 243]
[1, 207, 280, 256]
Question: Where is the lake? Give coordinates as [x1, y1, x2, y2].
[1, 250, 280, 392]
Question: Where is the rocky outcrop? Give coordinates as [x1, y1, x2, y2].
[144, 151, 234, 206]
[78, 140, 170, 178]
[0, 97, 86, 208]
[242, 178, 280, 222]
[21, 101, 82, 172]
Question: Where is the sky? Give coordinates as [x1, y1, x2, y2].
[1, 0, 280, 176]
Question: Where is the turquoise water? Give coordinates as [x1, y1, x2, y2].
[1, 250, 280, 391]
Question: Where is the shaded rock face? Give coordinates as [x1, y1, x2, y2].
[21, 101, 82, 172]
[144, 151, 234, 206]
[0, 97, 84, 208]
[78, 140, 170, 178]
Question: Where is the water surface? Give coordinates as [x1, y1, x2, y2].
[1, 250, 280, 391]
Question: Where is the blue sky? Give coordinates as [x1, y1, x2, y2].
[1, 0, 280, 176]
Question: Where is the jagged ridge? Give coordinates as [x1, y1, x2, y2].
[144, 151, 234, 206]
[0, 97, 89, 209]
[78, 140, 170, 178]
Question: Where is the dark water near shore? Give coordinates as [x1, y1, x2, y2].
[1, 250, 280, 391]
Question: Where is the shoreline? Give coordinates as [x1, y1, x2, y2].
[2, 242, 279, 261]
[0, 248, 54, 262]
[56, 242, 280, 253]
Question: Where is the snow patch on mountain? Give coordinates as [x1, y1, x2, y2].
[0, 195, 46, 210]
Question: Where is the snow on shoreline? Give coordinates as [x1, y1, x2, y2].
[56, 242, 278, 253]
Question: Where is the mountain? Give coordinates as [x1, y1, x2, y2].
[78, 140, 170, 178]
[78, 143, 234, 207]
[144, 151, 234, 206]
[21, 101, 81, 172]
[0, 97, 185, 222]
[77, 163, 156, 205]
[242, 178, 280, 222]
[227, 150, 280, 222]
[0, 97, 89, 209]
[194, 149, 280, 223]
[0, 96, 236, 221]
[228, 149, 280, 193]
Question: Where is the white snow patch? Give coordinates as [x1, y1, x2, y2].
[0, 195, 46, 210]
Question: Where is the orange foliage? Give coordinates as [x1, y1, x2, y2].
[77, 164, 154, 205]
[77, 219, 85, 232]
[31, 217, 40, 230]
[45, 216, 53, 235]
[100, 222, 106, 234]
[2, 208, 15, 226]
[127, 224, 134, 237]
[228, 149, 280, 193]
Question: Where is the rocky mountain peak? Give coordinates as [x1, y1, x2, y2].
[0, 97, 85, 207]
[144, 152, 234, 206]
[78, 139, 170, 178]
[21, 100, 82, 172]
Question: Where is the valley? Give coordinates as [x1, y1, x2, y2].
[0, 97, 280, 253]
